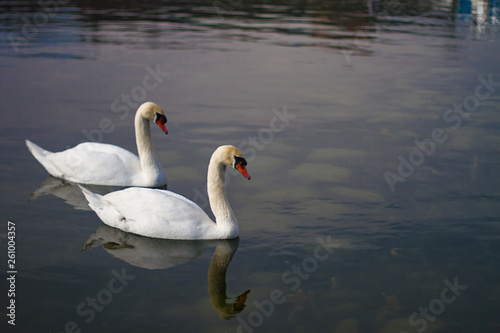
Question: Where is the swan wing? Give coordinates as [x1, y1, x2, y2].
[72, 142, 138, 157]
[83, 187, 216, 240]
[46, 143, 141, 186]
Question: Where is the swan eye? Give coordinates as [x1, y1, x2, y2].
[233, 156, 247, 167]
[155, 112, 167, 124]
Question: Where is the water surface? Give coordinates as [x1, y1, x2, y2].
[1, 0, 500, 332]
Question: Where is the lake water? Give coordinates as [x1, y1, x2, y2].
[1, 0, 500, 332]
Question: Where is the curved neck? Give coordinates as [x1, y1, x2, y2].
[134, 111, 161, 177]
[208, 241, 235, 310]
[208, 239, 247, 319]
[207, 156, 239, 238]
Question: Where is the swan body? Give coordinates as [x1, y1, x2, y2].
[26, 102, 168, 187]
[80, 145, 251, 240]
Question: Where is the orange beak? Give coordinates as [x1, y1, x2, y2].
[156, 118, 168, 134]
[235, 290, 251, 309]
[236, 163, 251, 180]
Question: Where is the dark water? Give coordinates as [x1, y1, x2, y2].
[1, 0, 500, 332]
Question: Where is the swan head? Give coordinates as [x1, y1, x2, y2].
[138, 101, 168, 134]
[215, 145, 251, 180]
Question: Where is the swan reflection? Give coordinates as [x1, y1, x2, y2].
[83, 224, 250, 318]
[30, 176, 165, 211]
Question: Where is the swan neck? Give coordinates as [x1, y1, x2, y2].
[207, 155, 238, 237]
[135, 111, 161, 174]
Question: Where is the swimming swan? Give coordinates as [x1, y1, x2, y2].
[25, 101, 168, 187]
[79, 145, 251, 240]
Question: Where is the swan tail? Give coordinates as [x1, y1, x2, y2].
[79, 185, 127, 225]
[25, 140, 63, 178]
[79, 185, 104, 210]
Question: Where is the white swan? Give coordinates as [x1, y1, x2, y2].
[25, 102, 168, 187]
[79, 145, 251, 240]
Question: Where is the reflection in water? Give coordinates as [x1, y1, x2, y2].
[1, 0, 498, 58]
[29, 176, 166, 210]
[456, 0, 500, 38]
[207, 239, 251, 320]
[83, 225, 250, 318]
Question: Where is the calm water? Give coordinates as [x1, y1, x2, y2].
[1, 0, 500, 332]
